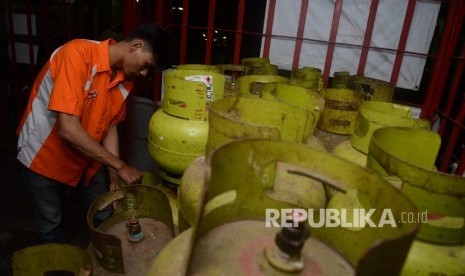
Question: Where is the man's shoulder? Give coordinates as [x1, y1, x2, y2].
[53, 39, 103, 61]
[64, 39, 102, 49]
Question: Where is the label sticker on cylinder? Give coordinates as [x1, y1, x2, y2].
[185, 75, 213, 102]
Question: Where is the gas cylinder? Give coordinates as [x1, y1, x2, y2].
[238, 75, 289, 97]
[206, 97, 309, 153]
[86, 185, 174, 276]
[290, 67, 323, 90]
[241, 57, 278, 75]
[12, 244, 92, 276]
[178, 97, 326, 231]
[317, 88, 364, 135]
[148, 139, 419, 276]
[347, 75, 394, 102]
[218, 64, 245, 98]
[177, 64, 220, 72]
[367, 127, 465, 275]
[331, 71, 350, 88]
[148, 68, 225, 184]
[332, 101, 430, 167]
[133, 171, 179, 232]
[261, 82, 325, 138]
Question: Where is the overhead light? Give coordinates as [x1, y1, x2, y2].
[178, 7, 183, 10]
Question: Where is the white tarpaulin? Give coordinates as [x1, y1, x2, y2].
[261, 0, 440, 90]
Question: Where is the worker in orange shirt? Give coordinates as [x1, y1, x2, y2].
[17, 24, 173, 243]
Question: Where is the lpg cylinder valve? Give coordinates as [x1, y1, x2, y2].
[263, 221, 310, 273]
[126, 216, 144, 242]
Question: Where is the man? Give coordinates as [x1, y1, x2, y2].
[17, 24, 173, 243]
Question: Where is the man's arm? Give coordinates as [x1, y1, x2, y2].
[58, 113, 142, 185]
[103, 124, 123, 191]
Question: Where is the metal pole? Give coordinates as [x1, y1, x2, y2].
[180, 0, 190, 64]
[357, 0, 379, 75]
[233, 0, 246, 64]
[323, 0, 343, 88]
[292, 0, 309, 70]
[421, 0, 464, 122]
[205, 0, 216, 64]
[390, 0, 416, 86]
[262, 0, 276, 58]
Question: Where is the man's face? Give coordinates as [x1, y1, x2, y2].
[123, 40, 156, 78]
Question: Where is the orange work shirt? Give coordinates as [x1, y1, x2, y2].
[17, 39, 133, 186]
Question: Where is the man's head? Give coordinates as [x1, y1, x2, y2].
[122, 24, 174, 78]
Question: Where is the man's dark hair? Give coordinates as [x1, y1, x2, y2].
[125, 24, 175, 71]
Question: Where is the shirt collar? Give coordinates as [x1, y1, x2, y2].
[97, 39, 115, 73]
[97, 39, 126, 84]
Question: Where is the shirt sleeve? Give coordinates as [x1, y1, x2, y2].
[48, 41, 88, 116]
[111, 102, 127, 125]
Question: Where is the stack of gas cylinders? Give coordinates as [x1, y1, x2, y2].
[12, 60, 464, 276]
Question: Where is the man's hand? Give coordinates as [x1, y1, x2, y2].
[116, 163, 142, 185]
[58, 113, 142, 185]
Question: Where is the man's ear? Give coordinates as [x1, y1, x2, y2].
[130, 40, 144, 52]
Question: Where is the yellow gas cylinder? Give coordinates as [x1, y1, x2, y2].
[347, 75, 395, 102]
[241, 57, 278, 75]
[261, 82, 324, 138]
[148, 69, 225, 184]
[331, 71, 350, 88]
[238, 75, 289, 97]
[12, 244, 92, 276]
[86, 185, 174, 276]
[178, 97, 326, 231]
[177, 64, 220, 72]
[206, 97, 309, 153]
[317, 88, 364, 135]
[367, 127, 465, 275]
[290, 67, 323, 90]
[218, 64, 245, 98]
[332, 101, 430, 167]
[129, 171, 179, 233]
[148, 139, 419, 276]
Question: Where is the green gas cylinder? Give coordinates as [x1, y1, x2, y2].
[87, 185, 174, 275]
[241, 57, 278, 75]
[367, 127, 465, 275]
[347, 75, 394, 102]
[148, 139, 419, 276]
[178, 97, 326, 231]
[148, 69, 225, 184]
[218, 64, 245, 98]
[238, 75, 289, 97]
[317, 88, 364, 135]
[332, 101, 430, 167]
[206, 97, 309, 153]
[177, 64, 220, 72]
[331, 71, 350, 88]
[261, 82, 325, 138]
[290, 67, 323, 90]
[12, 244, 92, 276]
